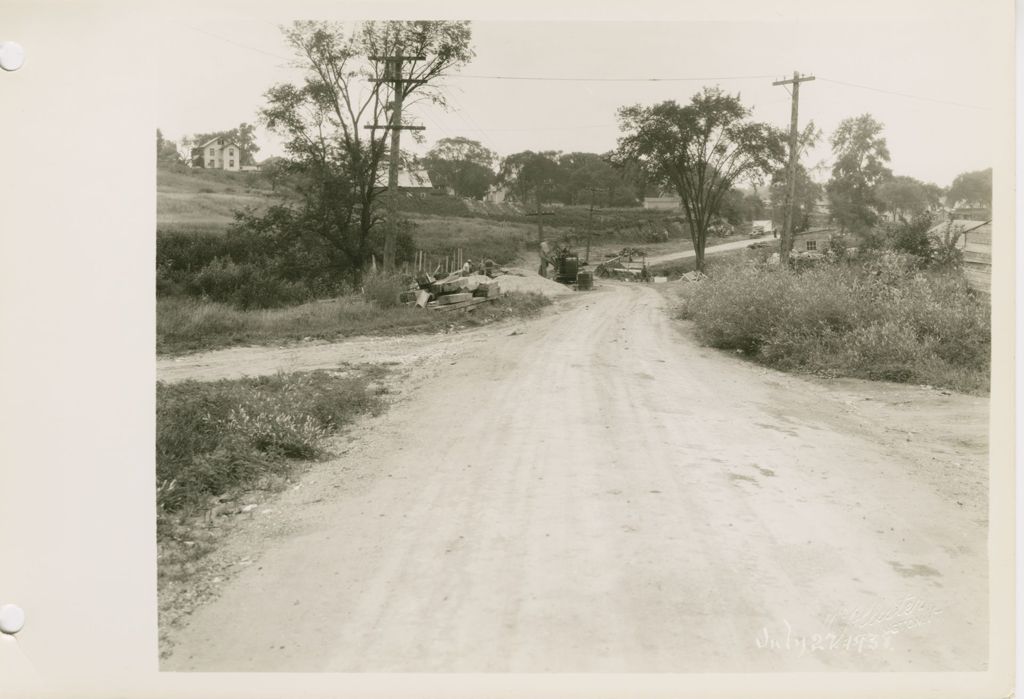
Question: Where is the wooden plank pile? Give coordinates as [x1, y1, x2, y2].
[399, 271, 502, 311]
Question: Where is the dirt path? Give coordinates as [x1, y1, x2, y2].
[646, 236, 763, 267]
[162, 281, 988, 672]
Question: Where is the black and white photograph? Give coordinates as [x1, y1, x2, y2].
[151, 12, 1005, 674]
[0, 0, 1016, 696]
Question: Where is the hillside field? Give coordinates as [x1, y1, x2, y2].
[156, 165, 697, 265]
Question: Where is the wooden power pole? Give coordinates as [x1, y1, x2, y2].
[583, 186, 608, 263]
[367, 55, 426, 274]
[772, 71, 814, 265]
[525, 193, 555, 246]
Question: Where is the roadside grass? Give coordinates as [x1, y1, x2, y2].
[157, 290, 552, 355]
[156, 365, 389, 648]
[156, 367, 387, 524]
[676, 254, 990, 394]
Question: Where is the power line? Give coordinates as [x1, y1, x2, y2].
[817, 77, 987, 111]
[182, 24, 292, 62]
[453, 73, 777, 82]
[440, 124, 616, 132]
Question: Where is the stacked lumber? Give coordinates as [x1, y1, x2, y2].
[399, 271, 502, 311]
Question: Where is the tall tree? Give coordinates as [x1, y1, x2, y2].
[615, 87, 785, 270]
[555, 152, 639, 206]
[257, 20, 473, 281]
[156, 129, 182, 165]
[876, 175, 943, 221]
[825, 114, 892, 232]
[947, 168, 992, 209]
[422, 136, 496, 199]
[498, 150, 561, 208]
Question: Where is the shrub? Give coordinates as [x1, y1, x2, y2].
[681, 259, 989, 393]
[185, 258, 312, 310]
[362, 273, 405, 309]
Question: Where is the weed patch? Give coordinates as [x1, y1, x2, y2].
[679, 254, 989, 393]
[156, 368, 384, 522]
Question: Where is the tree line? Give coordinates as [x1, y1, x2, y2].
[160, 19, 993, 291]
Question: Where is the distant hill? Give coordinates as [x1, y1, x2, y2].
[157, 165, 278, 233]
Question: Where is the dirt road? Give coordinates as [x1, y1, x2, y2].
[162, 281, 988, 672]
[646, 236, 765, 267]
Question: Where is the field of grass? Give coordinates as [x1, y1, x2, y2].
[677, 253, 990, 394]
[157, 290, 552, 355]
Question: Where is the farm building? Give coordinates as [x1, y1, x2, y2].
[199, 137, 246, 171]
[375, 167, 438, 193]
[791, 228, 832, 252]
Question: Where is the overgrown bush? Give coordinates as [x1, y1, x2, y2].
[680, 258, 989, 393]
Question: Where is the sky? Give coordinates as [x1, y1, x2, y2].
[158, 14, 1001, 189]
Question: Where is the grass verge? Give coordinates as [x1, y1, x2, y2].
[677, 253, 990, 394]
[156, 366, 388, 524]
[157, 290, 552, 355]
[156, 364, 389, 656]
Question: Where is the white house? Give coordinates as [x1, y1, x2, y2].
[200, 136, 244, 171]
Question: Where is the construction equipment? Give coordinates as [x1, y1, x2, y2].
[540, 241, 593, 290]
[595, 247, 651, 282]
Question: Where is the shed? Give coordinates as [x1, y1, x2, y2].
[960, 221, 992, 294]
[927, 219, 991, 293]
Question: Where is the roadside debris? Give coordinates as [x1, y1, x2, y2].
[680, 271, 707, 282]
[400, 268, 503, 311]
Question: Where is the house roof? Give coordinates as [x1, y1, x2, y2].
[199, 136, 241, 150]
[376, 167, 435, 189]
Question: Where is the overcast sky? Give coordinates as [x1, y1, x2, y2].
[158, 16, 999, 188]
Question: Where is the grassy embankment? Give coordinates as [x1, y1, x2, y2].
[157, 291, 551, 355]
[676, 251, 990, 394]
[156, 166, 696, 353]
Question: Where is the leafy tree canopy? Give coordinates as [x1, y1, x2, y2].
[498, 150, 561, 207]
[423, 137, 496, 199]
[947, 168, 991, 209]
[614, 86, 785, 270]
[254, 20, 473, 278]
[825, 114, 892, 232]
[876, 175, 943, 221]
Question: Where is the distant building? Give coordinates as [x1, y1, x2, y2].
[199, 137, 246, 171]
[377, 167, 438, 193]
[643, 196, 681, 210]
[791, 229, 832, 253]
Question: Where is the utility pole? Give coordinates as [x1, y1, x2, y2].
[525, 190, 555, 277]
[583, 186, 608, 264]
[524, 192, 555, 247]
[366, 55, 426, 273]
[772, 71, 814, 265]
